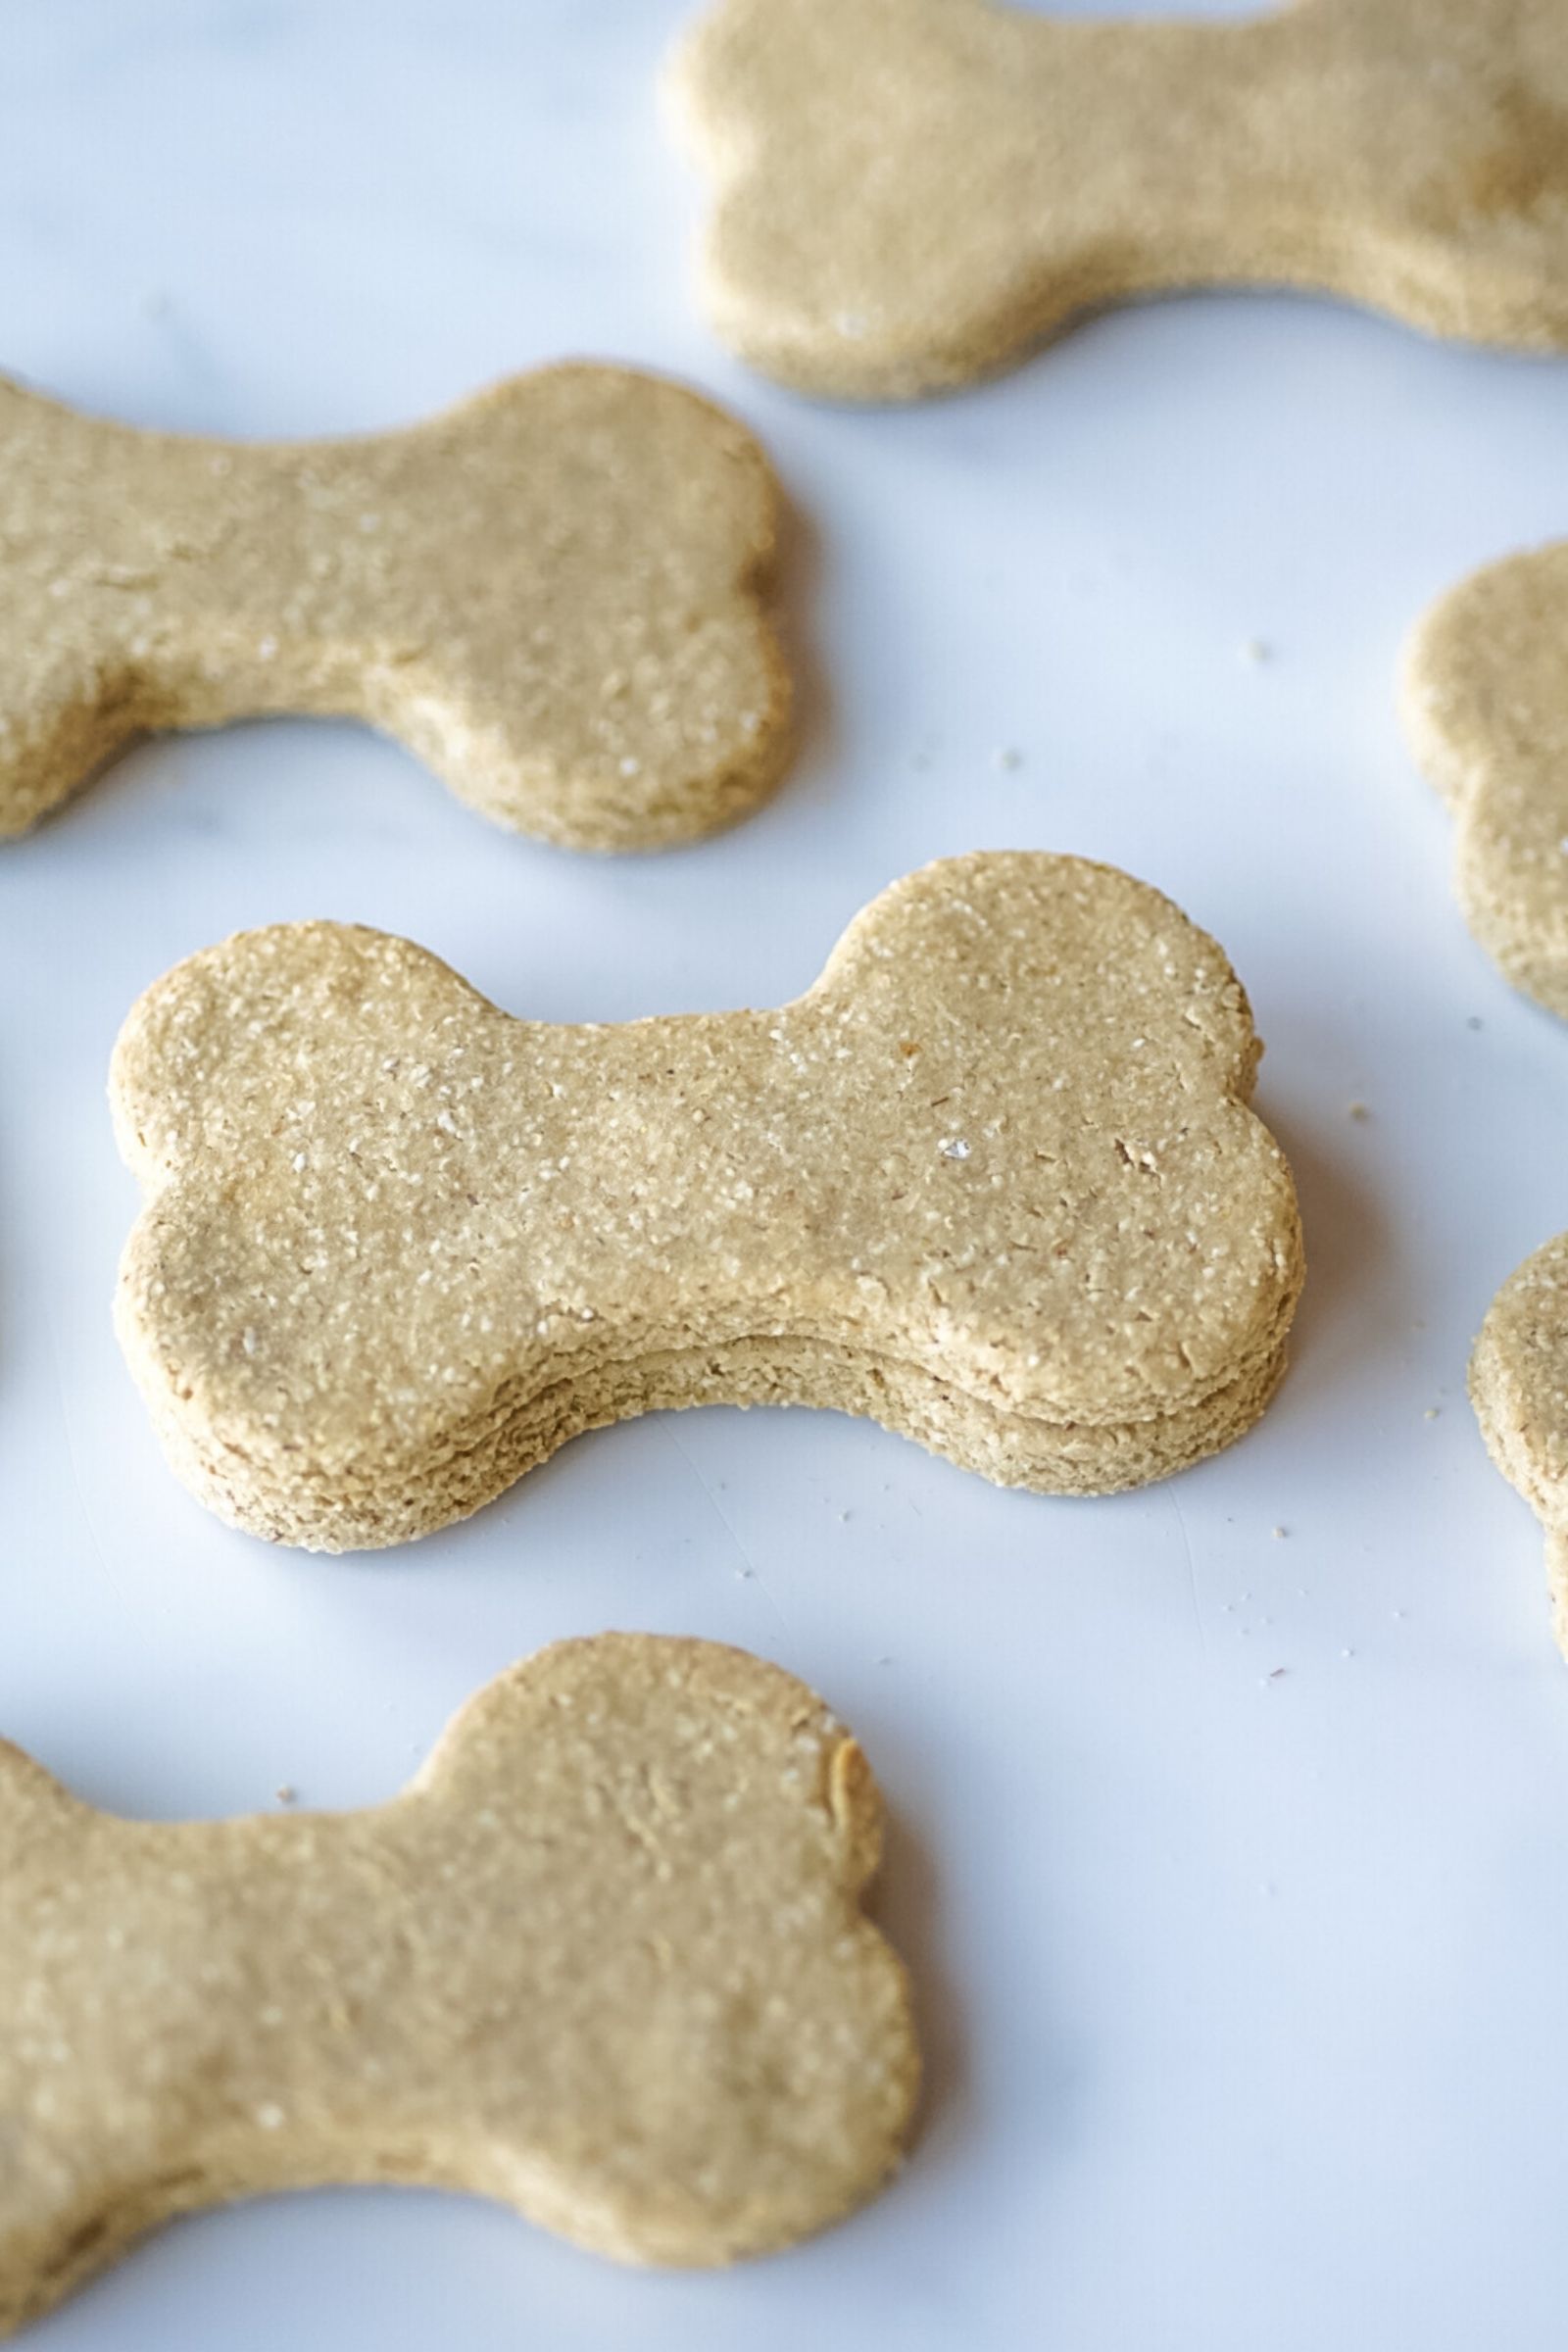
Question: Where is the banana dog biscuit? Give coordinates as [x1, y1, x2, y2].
[1402, 539, 1568, 1020]
[667, 0, 1568, 399]
[0, 1634, 917, 2333]
[1472, 1236, 1568, 1655]
[111, 852, 1303, 1551]
[0, 364, 791, 849]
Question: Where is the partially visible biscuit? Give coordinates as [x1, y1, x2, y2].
[0, 1633, 918, 2334]
[1472, 1234, 1568, 1654]
[0, 365, 792, 849]
[1402, 540, 1568, 1020]
[110, 851, 1304, 1550]
[668, 0, 1568, 398]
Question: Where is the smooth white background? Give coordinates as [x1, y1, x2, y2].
[3, 4, 1568, 2345]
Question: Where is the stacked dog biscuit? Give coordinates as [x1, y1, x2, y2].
[110, 854, 1301, 1551]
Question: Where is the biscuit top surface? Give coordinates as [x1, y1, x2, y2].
[0, 364, 772, 652]
[112, 852, 1298, 1467]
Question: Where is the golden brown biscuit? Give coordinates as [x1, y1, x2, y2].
[1402, 540, 1568, 1020]
[0, 364, 790, 849]
[111, 852, 1303, 1550]
[668, 0, 1568, 398]
[0, 1633, 917, 2335]
[1471, 1235, 1568, 1654]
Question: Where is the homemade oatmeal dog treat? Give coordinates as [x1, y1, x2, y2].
[0, 1633, 917, 2333]
[0, 364, 790, 849]
[667, 0, 1568, 398]
[111, 852, 1303, 1550]
[1402, 539, 1568, 1019]
[1472, 1237, 1568, 1655]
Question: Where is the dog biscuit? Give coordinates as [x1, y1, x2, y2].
[1402, 539, 1568, 1020]
[0, 1633, 916, 2333]
[1472, 1238, 1568, 1655]
[111, 852, 1303, 1551]
[0, 364, 790, 849]
[668, 0, 1568, 398]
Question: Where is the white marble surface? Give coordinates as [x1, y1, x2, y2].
[4, 5, 1568, 2346]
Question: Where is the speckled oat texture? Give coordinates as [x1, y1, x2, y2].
[1402, 539, 1568, 1020]
[111, 852, 1303, 1552]
[667, 0, 1568, 399]
[0, 363, 791, 849]
[0, 1634, 916, 2334]
[1472, 1238, 1568, 1656]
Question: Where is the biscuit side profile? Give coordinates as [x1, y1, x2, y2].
[111, 851, 1304, 1551]
[668, 0, 1568, 398]
[0, 1634, 917, 2333]
[1401, 540, 1568, 1020]
[0, 364, 791, 850]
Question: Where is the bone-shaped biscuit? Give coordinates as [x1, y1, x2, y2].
[0, 364, 790, 849]
[1402, 540, 1568, 1020]
[1471, 1236, 1568, 1656]
[667, 0, 1568, 398]
[111, 852, 1303, 1551]
[0, 1634, 915, 2333]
